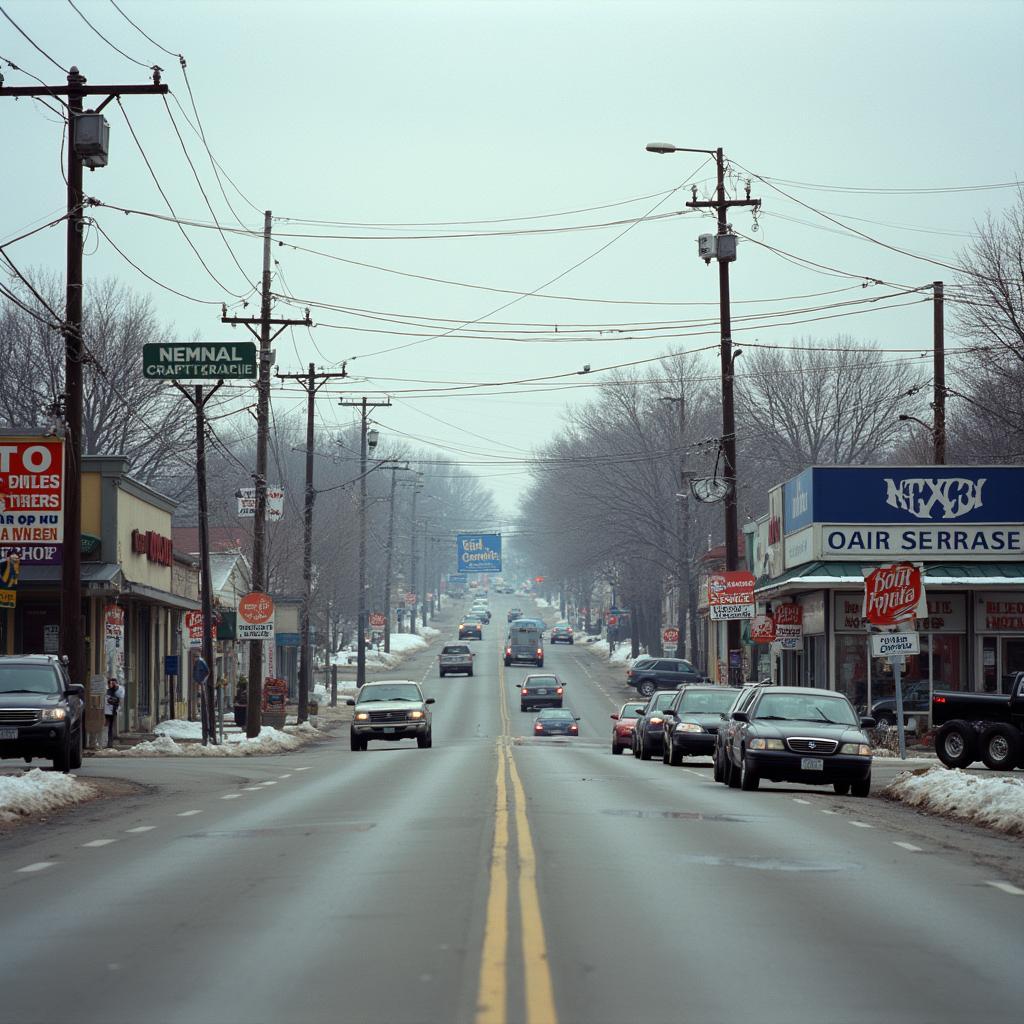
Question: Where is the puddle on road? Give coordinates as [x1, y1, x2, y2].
[677, 854, 862, 872]
[602, 809, 767, 822]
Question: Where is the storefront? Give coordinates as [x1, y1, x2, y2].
[753, 465, 1024, 720]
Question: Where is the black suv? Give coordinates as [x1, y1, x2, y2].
[626, 657, 706, 698]
[0, 655, 85, 772]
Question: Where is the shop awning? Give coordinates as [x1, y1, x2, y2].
[18, 563, 122, 587]
[123, 580, 201, 611]
[756, 560, 1024, 596]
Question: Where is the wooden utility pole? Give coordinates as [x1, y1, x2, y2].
[933, 281, 946, 465]
[222, 214, 310, 736]
[338, 397, 392, 687]
[276, 363, 347, 723]
[172, 381, 225, 744]
[661, 393, 694, 662]
[686, 149, 760, 685]
[0, 68, 168, 693]
[382, 464, 412, 653]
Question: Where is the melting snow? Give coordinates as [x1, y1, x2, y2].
[0, 769, 97, 822]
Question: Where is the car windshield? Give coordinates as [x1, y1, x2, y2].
[538, 709, 573, 720]
[677, 689, 737, 714]
[649, 692, 676, 710]
[0, 664, 62, 694]
[753, 693, 858, 725]
[619, 703, 645, 719]
[357, 684, 423, 703]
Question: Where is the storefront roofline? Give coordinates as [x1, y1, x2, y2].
[123, 580, 201, 611]
[19, 563, 121, 586]
[756, 561, 1024, 597]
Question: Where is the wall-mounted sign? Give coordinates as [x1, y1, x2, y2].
[750, 614, 775, 644]
[0, 437, 64, 566]
[773, 603, 803, 649]
[130, 529, 173, 566]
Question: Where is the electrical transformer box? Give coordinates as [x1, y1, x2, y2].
[696, 233, 738, 263]
[74, 112, 109, 168]
[697, 234, 716, 261]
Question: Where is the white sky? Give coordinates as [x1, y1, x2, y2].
[3, 0, 1022, 517]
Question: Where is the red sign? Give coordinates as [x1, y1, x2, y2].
[662, 627, 680, 644]
[131, 528, 173, 566]
[606, 614, 619, 627]
[750, 614, 775, 644]
[863, 562, 925, 627]
[708, 571, 756, 620]
[239, 592, 274, 624]
[534, 576, 545, 583]
[368, 612, 386, 628]
[773, 604, 802, 626]
[0, 436, 65, 566]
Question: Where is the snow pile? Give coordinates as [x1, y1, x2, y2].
[418, 625, 441, 639]
[0, 769, 97, 822]
[584, 639, 643, 665]
[93, 723, 322, 758]
[389, 633, 430, 656]
[884, 766, 1024, 836]
[535, 598, 552, 609]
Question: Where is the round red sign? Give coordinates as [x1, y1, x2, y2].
[662, 627, 680, 644]
[238, 591, 274, 625]
[368, 612, 387, 628]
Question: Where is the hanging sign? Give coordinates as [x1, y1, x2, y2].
[750, 613, 776, 644]
[237, 486, 285, 520]
[863, 562, 926, 627]
[0, 552, 20, 608]
[708, 571, 756, 620]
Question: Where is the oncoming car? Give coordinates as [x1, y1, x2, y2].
[347, 680, 435, 750]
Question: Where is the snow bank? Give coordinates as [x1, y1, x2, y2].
[0, 769, 97, 822]
[584, 639, 643, 665]
[884, 766, 1024, 836]
[93, 723, 322, 758]
[535, 598, 552, 609]
[418, 625, 441, 639]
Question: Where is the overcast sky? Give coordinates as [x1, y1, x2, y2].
[3, 0, 1022, 519]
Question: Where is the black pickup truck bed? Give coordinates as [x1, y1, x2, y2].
[932, 672, 1024, 771]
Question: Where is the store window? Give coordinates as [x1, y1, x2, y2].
[977, 594, 1024, 694]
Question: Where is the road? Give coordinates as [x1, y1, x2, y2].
[0, 596, 1020, 1024]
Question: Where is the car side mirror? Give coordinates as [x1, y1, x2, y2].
[65, 683, 86, 698]
[346, 698, 356, 706]
[425, 697, 436, 704]
[731, 711, 749, 723]
[635, 710, 645, 717]
[610, 713, 619, 720]
[663, 709, 676, 717]
[575, 716, 581, 721]
[860, 716, 876, 730]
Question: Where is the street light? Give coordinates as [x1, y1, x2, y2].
[646, 142, 760, 684]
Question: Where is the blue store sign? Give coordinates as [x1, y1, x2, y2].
[456, 533, 502, 573]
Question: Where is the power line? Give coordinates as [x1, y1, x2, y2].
[66, 0, 155, 71]
[0, 5, 68, 74]
[108, 0, 181, 59]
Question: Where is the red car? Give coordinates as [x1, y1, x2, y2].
[610, 700, 646, 755]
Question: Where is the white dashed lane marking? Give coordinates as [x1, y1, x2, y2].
[221, 793, 241, 800]
[177, 810, 203, 817]
[81, 839, 117, 848]
[278, 774, 292, 779]
[894, 841, 922, 852]
[792, 798, 811, 805]
[986, 881, 1024, 896]
[821, 809, 838, 815]
[849, 821, 873, 829]
[294, 767, 312, 772]
[17, 862, 56, 873]
[125, 826, 155, 833]
[243, 786, 263, 792]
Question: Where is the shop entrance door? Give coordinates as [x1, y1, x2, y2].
[981, 636, 1024, 693]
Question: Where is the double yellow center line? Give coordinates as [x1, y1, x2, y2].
[475, 661, 558, 1024]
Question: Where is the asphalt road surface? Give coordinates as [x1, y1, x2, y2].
[0, 596, 1020, 1024]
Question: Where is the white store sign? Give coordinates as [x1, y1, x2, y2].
[870, 631, 921, 658]
[820, 524, 1023, 560]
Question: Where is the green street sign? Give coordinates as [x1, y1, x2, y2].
[142, 342, 258, 380]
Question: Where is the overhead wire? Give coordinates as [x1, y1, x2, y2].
[0, 6, 68, 74]
[66, 0, 155, 71]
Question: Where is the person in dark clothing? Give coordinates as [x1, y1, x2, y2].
[104, 677, 125, 748]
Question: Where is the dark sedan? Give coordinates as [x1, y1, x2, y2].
[533, 708, 579, 736]
[519, 673, 564, 711]
[631, 690, 678, 760]
[719, 686, 875, 795]
[458, 615, 483, 640]
[549, 622, 575, 644]
[661, 685, 740, 765]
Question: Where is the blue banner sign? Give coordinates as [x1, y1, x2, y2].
[276, 632, 301, 647]
[448, 573, 468, 585]
[783, 468, 814, 534]
[456, 533, 502, 573]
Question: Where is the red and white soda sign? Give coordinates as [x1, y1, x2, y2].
[238, 591, 275, 640]
[862, 562, 926, 627]
[368, 612, 387, 628]
[662, 627, 679, 644]
[183, 610, 208, 649]
[750, 614, 776, 644]
[773, 603, 803, 649]
[708, 571, 756, 621]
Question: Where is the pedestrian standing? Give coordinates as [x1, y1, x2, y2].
[104, 677, 124, 749]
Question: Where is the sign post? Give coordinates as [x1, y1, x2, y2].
[662, 626, 679, 656]
[863, 562, 927, 759]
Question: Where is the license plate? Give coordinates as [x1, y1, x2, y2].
[536, 689, 547, 695]
[801, 757, 824, 771]
[0, 727, 17, 740]
[384, 727, 396, 734]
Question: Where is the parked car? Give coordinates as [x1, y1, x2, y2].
[661, 685, 740, 765]
[347, 680, 435, 750]
[632, 690, 679, 760]
[505, 622, 543, 667]
[932, 672, 1024, 770]
[718, 686, 874, 795]
[0, 654, 85, 772]
[533, 708, 579, 736]
[870, 679, 931, 726]
[519, 673, 564, 711]
[438, 644, 474, 677]
[549, 622, 575, 645]
[626, 657, 706, 698]
[459, 615, 483, 641]
[713, 685, 766, 783]
[610, 700, 646, 755]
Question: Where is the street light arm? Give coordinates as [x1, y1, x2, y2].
[646, 142, 716, 156]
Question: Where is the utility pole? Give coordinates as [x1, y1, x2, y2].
[1, 68, 168, 692]
[171, 382, 224, 744]
[276, 363, 347, 723]
[382, 464, 411, 653]
[685, 148, 760, 685]
[660, 392, 694, 662]
[222, 214, 310, 736]
[408, 474, 424, 633]
[933, 281, 946, 465]
[339, 397, 391, 687]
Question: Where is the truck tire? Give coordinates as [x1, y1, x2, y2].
[935, 720, 976, 769]
[979, 723, 1021, 771]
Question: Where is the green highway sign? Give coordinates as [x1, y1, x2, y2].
[142, 342, 258, 380]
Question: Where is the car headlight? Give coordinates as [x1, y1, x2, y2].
[748, 737, 785, 751]
[354, 712, 370, 721]
[840, 742, 872, 756]
[408, 710, 425, 720]
[648, 716, 663, 725]
[675, 722, 704, 733]
[41, 708, 68, 721]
